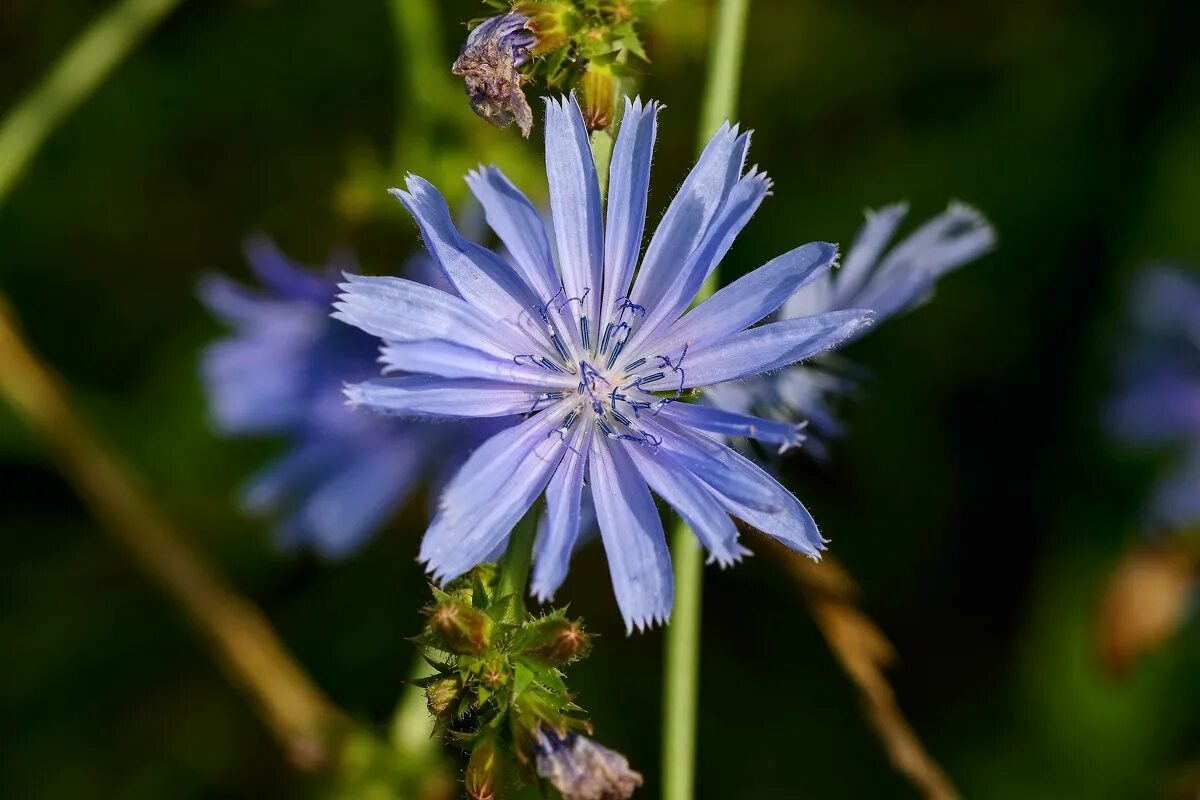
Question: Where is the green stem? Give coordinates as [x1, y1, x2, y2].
[662, 521, 704, 800]
[497, 512, 539, 621]
[662, 1, 752, 798]
[0, 0, 183, 205]
[696, 0, 751, 150]
[591, 129, 615, 195]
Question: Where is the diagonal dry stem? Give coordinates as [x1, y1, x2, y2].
[0, 295, 350, 769]
[760, 536, 960, 800]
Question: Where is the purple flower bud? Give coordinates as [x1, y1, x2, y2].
[535, 728, 643, 800]
[452, 13, 537, 137]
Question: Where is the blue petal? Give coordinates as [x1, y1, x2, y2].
[345, 376, 550, 419]
[380, 340, 574, 388]
[656, 401, 806, 452]
[625, 444, 748, 567]
[544, 95, 604, 329]
[642, 309, 872, 389]
[333, 273, 533, 357]
[531, 424, 594, 601]
[589, 437, 673, 632]
[635, 416, 780, 512]
[824, 203, 909, 305]
[279, 443, 425, 559]
[420, 406, 572, 582]
[390, 175, 545, 332]
[658, 241, 838, 354]
[600, 97, 659, 325]
[854, 202, 994, 323]
[629, 122, 749, 317]
[243, 234, 342, 306]
[635, 168, 771, 348]
[704, 445, 826, 557]
[466, 166, 560, 302]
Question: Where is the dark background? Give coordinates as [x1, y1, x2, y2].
[3, 0, 1200, 797]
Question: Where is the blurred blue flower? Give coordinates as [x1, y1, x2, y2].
[336, 96, 871, 630]
[706, 201, 995, 457]
[535, 727, 642, 800]
[1106, 266, 1200, 527]
[200, 236, 502, 558]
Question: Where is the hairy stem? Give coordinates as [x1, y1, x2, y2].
[0, 0, 183, 205]
[0, 297, 349, 769]
[663, 1, 752, 798]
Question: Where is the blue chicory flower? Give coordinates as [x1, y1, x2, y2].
[200, 236, 504, 558]
[1106, 266, 1200, 527]
[335, 95, 872, 630]
[705, 201, 995, 456]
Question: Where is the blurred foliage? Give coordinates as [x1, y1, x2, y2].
[2, 0, 1200, 798]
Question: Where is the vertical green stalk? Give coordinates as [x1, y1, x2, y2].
[662, 1, 751, 798]
[0, 0, 183, 205]
[497, 511, 539, 621]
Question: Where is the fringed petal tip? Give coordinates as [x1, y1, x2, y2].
[625, 608, 671, 636]
[705, 542, 753, 569]
[776, 420, 810, 455]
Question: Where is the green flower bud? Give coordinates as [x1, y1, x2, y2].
[579, 65, 618, 131]
[517, 616, 591, 669]
[429, 599, 493, 654]
[465, 733, 503, 800]
[425, 675, 461, 718]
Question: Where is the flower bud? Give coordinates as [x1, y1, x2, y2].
[429, 599, 493, 654]
[465, 733, 504, 800]
[425, 675, 461, 718]
[517, 616, 591, 669]
[579, 65, 617, 131]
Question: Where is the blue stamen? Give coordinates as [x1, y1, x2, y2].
[623, 357, 646, 372]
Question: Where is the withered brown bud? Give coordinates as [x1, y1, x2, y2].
[429, 599, 493, 654]
[452, 13, 536, 137]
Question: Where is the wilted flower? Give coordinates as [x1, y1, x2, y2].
[453, 3, 652, 135]
[336, 95, 872, 630]
[706, 201, 995, 456]
[200, 237, 504, 557]
[1106, 266, 1200, 527]
[453, 12, 538, 136]
[535, 727, 643, 800]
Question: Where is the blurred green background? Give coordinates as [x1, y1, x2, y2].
[3, 0, 1200, 797]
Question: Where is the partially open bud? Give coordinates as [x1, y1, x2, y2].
[517, 616, 591, 669]
[452, 12, 537, 137]
[1098, 542, 1197, 676]
[578, 65, 618, 131]
[425, 675, 461, 718]
[535, 727, 643, 800]
[429, 599, 493, 654]
[466, 733, 504, 800]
